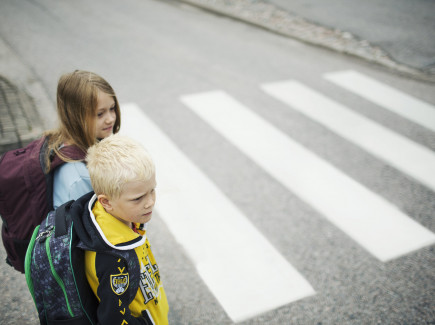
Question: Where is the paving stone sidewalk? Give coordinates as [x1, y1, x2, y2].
[0, 75, 44, 155]
[0, 34, 54, 156]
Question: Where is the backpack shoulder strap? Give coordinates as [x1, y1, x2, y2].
[40, 139, 87, 212]
[54, 200, 75, 238]
[50, 145, 87, 171]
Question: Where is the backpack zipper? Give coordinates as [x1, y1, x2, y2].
[45, 230, 75, 318]
[36, 225, 54, 242]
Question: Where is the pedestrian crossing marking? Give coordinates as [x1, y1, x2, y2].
[181, 91, 435, 262]
[323, 70, 435, 133]
[261, 80, 435, 192]
[121, 103, 316, 323]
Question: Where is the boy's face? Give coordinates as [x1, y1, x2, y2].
[99, 174, 157, 226]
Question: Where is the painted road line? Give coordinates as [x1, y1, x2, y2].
[181, 91, 435, 262]
[261, 81, 435, 192]
[121, 103, 315, 323]
[323, 70, 435, 133]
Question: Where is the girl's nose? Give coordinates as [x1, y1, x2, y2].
[106, 111, 116, 124]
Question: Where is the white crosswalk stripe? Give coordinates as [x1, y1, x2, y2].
[261, 80, 435, 192]
[323, 70, 435, 132]
[120, 103, 315, 323]
[181, 90, 435, 263]
[118, 71, 434, 323]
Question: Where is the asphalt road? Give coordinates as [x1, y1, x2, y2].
[267, 0, 435, 72]
[0, 0, 434, 324]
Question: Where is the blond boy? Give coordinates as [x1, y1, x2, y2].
[80, 134, 169, 324]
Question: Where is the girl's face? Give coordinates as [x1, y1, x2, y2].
[95, 91, 117, 139]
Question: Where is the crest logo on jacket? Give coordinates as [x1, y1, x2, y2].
[111, 273, 129, 295]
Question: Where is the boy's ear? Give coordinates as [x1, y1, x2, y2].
[98, 194, 113, 211]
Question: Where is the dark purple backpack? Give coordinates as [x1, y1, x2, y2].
[0, 136, 86, 273]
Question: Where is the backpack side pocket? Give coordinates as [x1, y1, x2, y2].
[24, 225, 40, 310]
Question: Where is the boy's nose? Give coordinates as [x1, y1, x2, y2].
[144, 197, 155, 209]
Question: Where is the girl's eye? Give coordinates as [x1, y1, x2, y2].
[110, 106, 116, 111]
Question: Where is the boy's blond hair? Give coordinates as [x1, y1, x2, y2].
[86, 134, 155, 199]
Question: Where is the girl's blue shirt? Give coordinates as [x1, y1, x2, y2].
[53, 161, 93, 209]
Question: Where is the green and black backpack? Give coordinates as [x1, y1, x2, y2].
[25, 200, 98, 325]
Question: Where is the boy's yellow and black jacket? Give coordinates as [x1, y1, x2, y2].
[70, 192, 169, 325]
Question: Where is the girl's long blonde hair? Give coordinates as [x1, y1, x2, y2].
[45, 70, 121, 168]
